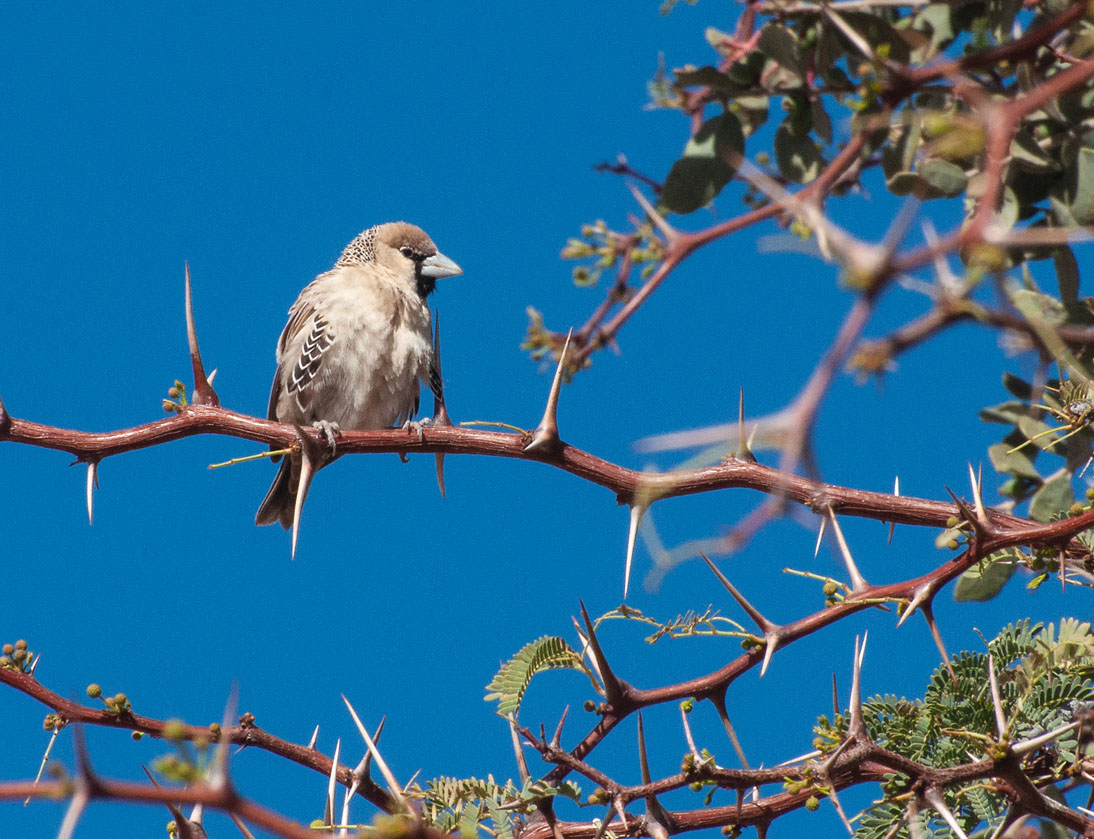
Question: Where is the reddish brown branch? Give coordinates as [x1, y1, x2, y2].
[0, 404, 1066, 532]
[0, 665, 394, 811]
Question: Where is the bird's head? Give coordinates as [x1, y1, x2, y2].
[336, 222, 462, 298]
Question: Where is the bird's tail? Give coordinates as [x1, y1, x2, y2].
[255, 458, 296, 530]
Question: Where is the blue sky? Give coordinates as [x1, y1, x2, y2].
[0, 3, 1086, 837]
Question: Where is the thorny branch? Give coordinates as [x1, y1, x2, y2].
[0, 665, 395, 811]
[7, 403, 1094, 542]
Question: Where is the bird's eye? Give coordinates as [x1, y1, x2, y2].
[399, 246, 424, 262]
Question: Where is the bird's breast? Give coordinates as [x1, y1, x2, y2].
[301, 280, 432, 429]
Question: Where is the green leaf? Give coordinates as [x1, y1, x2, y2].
[1054, 245, 1081, 308]
[1029, 472, 1074, 522]
[910, 3, 955, 58]
[660, 112, 745, 214]
[811, 97, 832, 146]
[835, 12, 912, 63]
[484, 636, 589, 718]
[979, 400, 1033, 425]
[1011, 128, 1060, 173]
[918, 157, 967, 197]
[886, 170, 922, 196]
[673, 65, 735, 91]
[1017, 414, 1060, 454]
[756, 24, 802, 76]
[955, 554, 1018, 602]
[988, 442, 1041, 481]
[1011, 288, 1068, 326]
[774, 122, 823, 183]
[815, 23, 844, 80]
[1072, 147, 1094, 224]
[1003, 372, 1034, 401]
[1050, 195, 1080, 228]
[730, 96, 769, 137]
[705, 27, 732, 52]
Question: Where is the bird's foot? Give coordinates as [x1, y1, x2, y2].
[401, 417, 431, 444]
[312, 420, 342, 454]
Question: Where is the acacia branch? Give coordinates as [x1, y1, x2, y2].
[0, 665, 395, 811]
[9, 404, 1094, 538]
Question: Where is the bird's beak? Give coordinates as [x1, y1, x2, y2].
[420, 251, 463, 279]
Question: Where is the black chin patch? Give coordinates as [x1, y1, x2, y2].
[416, 270, 436, 299]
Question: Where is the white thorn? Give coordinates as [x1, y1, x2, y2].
[291, 452, 316, 560]
[308, 725, 320, 750]
[897, 583, 931, 628]
[923, 788, 970, 839]
[524, 328, 572, 453]
[1013, 720, 1080, 756]
[849, 633, 868, 733]
[624, 503, 647, 599]
[85, 462, 97, 526]
[326, 738, 341, 826]
[987, 655, 1007, 740]
[208, 685, 238, 791]
[56, 785, 89, 839]
[342, 695, 405, 805]
[574, 623, 604, 686]
[888, 476, 900, 544]
[627, 182, 677, 241]
[760, 634, 779, 677]
[814, 514, 828, 558]
[188, 803, 205, 827]
[827, 509, 868, 591]
[968, 463, 987, 524]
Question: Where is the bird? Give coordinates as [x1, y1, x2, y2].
[255, 222, 462, 548]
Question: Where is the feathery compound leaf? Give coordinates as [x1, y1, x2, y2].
[485, 636, 590, 718]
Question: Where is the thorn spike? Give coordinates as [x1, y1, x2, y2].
[700, 553, 775, 633]
[551, 706, 569, 748]
[326, 738, 342, 826]
[508, 716, 531, 784]
[968, 463, 987, 524]
[579, 600, 624, 705]
[848, 633, 868, 735]
[636, 712, 651, 785]
[826, 785, 855, 836]
[680, 703, 701, 760]
[624, 503, 646, 599]
[987, 655, 1007, 739]
[289, 424, 323, 560]
[627, 182, 677, 241]
[760, 634, 779, 677]
[86, 461, 98, 526]
[208, 684, 239, 790]
[184, 262, 219, 407]
[308, 725, 320, 750]
[888, 476, 900, 544]
[814, 515, 827, 558]
[342, 695, 405, 806]
[897, 583, 932, 628]
[827, 509, 868, 591]
[923, 788, 971, 839]
[922, 605, 958, 685]
[524, 328, 573, 453]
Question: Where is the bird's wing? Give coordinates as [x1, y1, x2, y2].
[428, 357, 443, 403]
[276, 298, 335, 399]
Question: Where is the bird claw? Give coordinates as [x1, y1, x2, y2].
[312, 420, 342, 453]
[402, 417, 431, 444]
